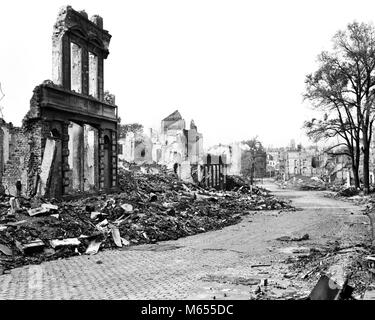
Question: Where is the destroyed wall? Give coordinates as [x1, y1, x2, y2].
[284, 150, 320, 178]
[161, 110, 185, 133]
[185, 120, 204, 165]
[0, 120, 11, 180]
[1, 6, 118, 198]
[323, 153, 352, 183]
[119, 132, 153, 164]
[157, 112, 204, 169]
[1, 127, 29, 196]
[207, 142, 250, 176]
[119, 110, 207, 184]
[118, 134, 134, 163]
[1, 118, 48, 197]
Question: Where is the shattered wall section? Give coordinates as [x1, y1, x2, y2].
[1, 128, 28, 196]
[51, 5, 111, 99]
[2, 119, 47, 197]
[0, 120, 11, 180]
[1, 6, 118, 198]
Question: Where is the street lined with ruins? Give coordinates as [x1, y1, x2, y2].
[0, 180, 368, 300]
[3, 2, 375, 305]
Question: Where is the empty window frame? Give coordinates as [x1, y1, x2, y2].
[70, 42, 82, 93]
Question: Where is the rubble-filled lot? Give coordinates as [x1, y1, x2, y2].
[0, 165, 293, 273]
[276, 175, 327, 191]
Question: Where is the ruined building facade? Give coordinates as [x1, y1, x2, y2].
[0, 6, 118, 198]
[119, 110, 227, 189]
[208, 142, 267, 179]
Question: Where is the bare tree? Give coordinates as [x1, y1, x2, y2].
[118, 123, 144, 139]
[304, 22, 375, 193]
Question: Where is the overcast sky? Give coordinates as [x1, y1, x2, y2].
[1, 0, 375, 148]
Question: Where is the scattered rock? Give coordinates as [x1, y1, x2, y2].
[50, 238, 81, 249]
[0, 244, 12, 256]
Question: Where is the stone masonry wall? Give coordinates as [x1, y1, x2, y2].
[2, 120, 46, 197]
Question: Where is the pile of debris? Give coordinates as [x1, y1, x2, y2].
[0, 165, 293, 272]
[284, 242, 375, 299]
[285, 175, 327, 191]
[324, 186, 375, 206]
[336, 187, 359, 197]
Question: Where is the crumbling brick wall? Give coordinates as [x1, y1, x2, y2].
[2, 127, 29, 196]
[0, 125, 4, 180]
[1, 116, 48, 197]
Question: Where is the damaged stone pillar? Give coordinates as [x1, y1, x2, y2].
[61, 122, 71, 194]
[111, 130, 118, 188]
[99, 129, 105, 190]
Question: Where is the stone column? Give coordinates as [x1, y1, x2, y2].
[111, 130, 118, 188]
[98, 129, 105, 190]
[62, 121, 71, 195]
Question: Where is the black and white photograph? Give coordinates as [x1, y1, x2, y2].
[0, 0, 375, 311]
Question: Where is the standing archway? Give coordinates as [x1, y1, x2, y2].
[103, 135, 112, 189]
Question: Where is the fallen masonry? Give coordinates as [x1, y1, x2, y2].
[0, 164, 294, 272]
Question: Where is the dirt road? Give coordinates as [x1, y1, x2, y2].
[0, 180, 369, 299]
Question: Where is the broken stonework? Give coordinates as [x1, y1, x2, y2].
[0, 6, 119, 198]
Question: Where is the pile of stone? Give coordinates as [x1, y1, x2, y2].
[285, 175, 326, 191]
[283, 241, 375, 299]
[336, 187, 360, 197]
[0, 165, 293, 272]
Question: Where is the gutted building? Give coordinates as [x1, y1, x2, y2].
[1, 6, 118, 198]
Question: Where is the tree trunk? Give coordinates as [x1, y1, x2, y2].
[363, 136, 370, 195]
[352, 163, 360, 188]
[351, 151, 360, 188]
[354, 140, 361, 189]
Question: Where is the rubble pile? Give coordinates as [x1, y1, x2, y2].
[0, 165, 293, 272]
[336, 187, 360, 197]
[284, 242, 375, 299]
[324, 187, 375, 206]
[284, 175, 327, 191]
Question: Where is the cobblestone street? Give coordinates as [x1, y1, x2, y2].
[0, 182, 368, 299]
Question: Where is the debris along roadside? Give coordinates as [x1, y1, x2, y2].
[234, 242, 375, 300]
[280, 241, 375, 300]
[275, 175, 327, 191]
[0, 164, 293, 273]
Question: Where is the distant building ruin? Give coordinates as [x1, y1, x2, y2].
[119, 110, 227, 189]
[208, 142, 267, 179]
[0, 6, 118, 198]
